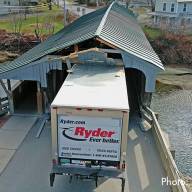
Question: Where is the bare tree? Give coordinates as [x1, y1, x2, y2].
[9, 10, 24, 34]
[8, 10, 25, 51]
[34, 10, 41, 41]
[34, 7, 56, 41]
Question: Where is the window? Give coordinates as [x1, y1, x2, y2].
[163, 3, 166, 11]
[171, 3, 175, 12]
[183, 3, 187, 12]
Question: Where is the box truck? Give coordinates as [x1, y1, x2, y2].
[50, 63, 129, 192]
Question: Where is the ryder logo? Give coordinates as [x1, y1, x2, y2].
[75, 127, 115, 138]
[62, 127, 116, 142]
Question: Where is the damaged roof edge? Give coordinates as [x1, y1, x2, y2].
[0, 2, 164, 75]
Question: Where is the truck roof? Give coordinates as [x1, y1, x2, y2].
[51, 64, 129, 111]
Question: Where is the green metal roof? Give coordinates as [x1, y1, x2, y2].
[0, 2, 163, 74]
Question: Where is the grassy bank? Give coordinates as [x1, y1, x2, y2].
[143, 25, 192, 67]
[155, 80, 182, 93]
[143, 26, 163, 40]
[0, 5, 64, 35]
[156, 66, 192, 92]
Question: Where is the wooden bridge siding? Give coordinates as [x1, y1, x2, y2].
[122, 52, 162, 92]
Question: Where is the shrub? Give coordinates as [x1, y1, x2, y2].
[149, 33, 192, 66]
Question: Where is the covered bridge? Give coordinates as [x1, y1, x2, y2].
[0, 2, 164, 114]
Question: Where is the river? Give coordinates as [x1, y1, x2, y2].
[151, 90, 192, 177]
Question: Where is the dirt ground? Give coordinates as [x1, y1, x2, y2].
[132, 7, 153, 25]
[0, 51, 19, 63]
[156, 65, 192, 90]
[181, 175, 192, 192]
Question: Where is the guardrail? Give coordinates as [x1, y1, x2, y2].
[142, 106, 188, 192]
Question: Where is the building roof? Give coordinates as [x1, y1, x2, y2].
[52, 63, 129, 110]
[0, 2, 163, 75]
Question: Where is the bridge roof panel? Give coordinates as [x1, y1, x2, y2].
[0, 2, 163, 75]
[99, 3, 163, 69]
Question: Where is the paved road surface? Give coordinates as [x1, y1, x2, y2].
[0, 115, 37, 175]
[58, 0, 95, 16]
[0, 122, 127, 192]
[0, 1, 94, 19]
[0, 117, 170, 192]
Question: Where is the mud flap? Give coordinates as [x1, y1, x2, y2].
[50, 173, 55, 187]
[121, 178, 125, 192]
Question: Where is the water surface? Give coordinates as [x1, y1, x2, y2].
[151, 90, 192, 176]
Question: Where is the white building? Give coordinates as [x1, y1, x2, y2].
[151, 0, 192, 28]
[0, 0, 38, 15]
[1, 0, 39, 5]
[0, 0, 19, 6]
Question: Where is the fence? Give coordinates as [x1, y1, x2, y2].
[142, 106, 188, 192]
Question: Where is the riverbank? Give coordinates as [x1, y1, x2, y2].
[182, 175, 192, 192]
[0, 51, 19, 63]
[156, 65, 192, 91]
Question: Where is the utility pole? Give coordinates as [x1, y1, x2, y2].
[96, 0, 99, 7]
[63, 0, 66, 26]
[48, 0, 52, 10]
[126, 0, 131, 9]
[57, 0, 60, 7]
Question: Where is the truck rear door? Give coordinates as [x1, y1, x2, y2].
[58, 115, 122, 162]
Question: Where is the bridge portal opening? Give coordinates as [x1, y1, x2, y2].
[125, 68, 146, 116]
[13, 81, 37, 114]
[46, 69, 68, 103]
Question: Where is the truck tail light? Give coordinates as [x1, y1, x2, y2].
[122, 161, 126, 170]
[52, 159, 57, 165]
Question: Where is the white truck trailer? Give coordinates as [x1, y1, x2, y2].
[50, 63, 129, 192]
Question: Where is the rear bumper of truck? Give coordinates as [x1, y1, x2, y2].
[51, 164, 124, 177]
[50, 165, 126, 192]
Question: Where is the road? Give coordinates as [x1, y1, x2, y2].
[0, 117, 170, 192]
[0, 122, 128, 192]
[57, 0, 95, 16]
[0, 1, 95, 19]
